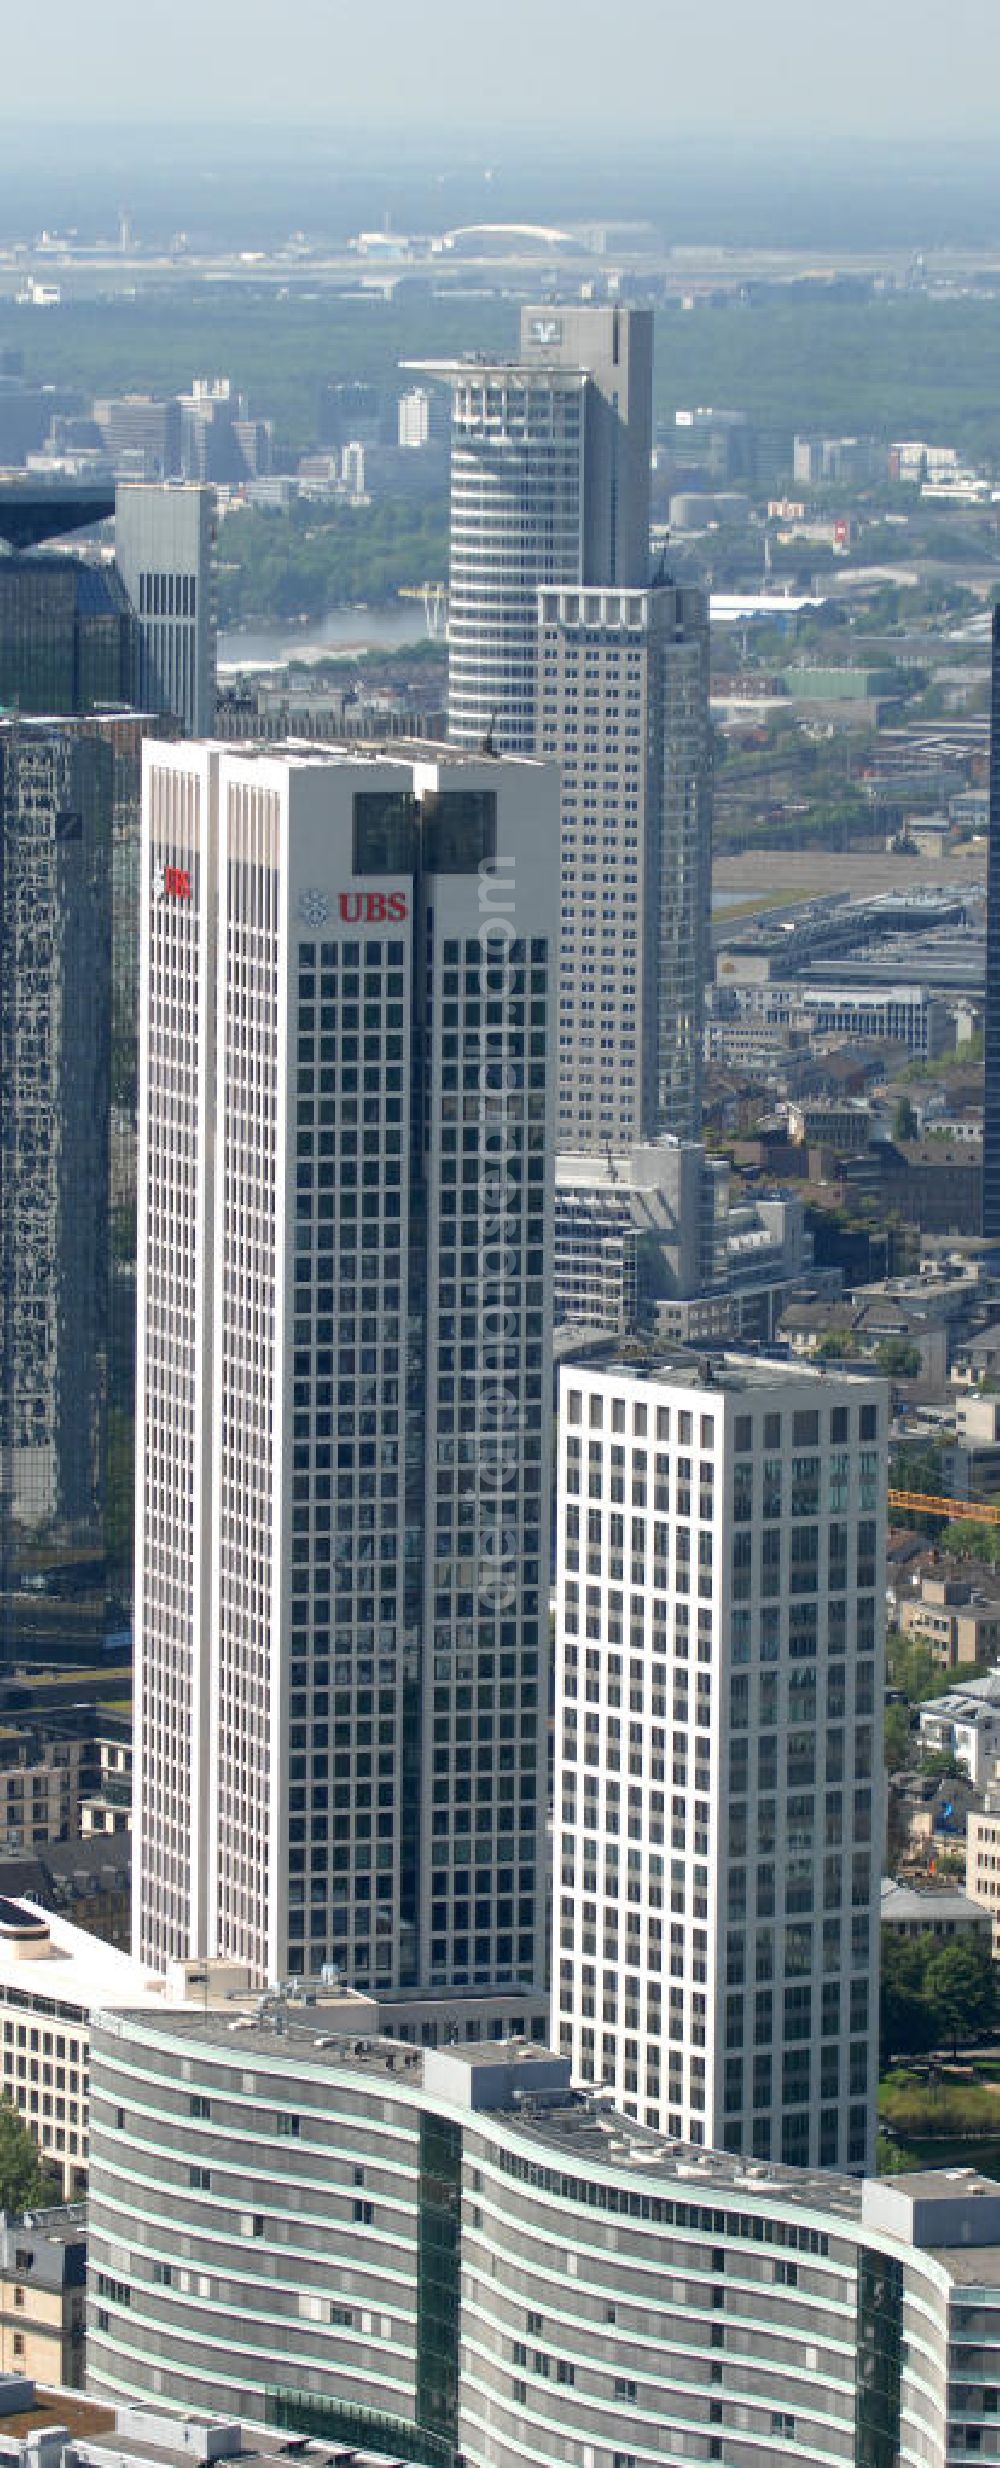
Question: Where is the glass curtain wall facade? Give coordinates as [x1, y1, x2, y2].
[984, 606, 1000, 1239]
[0, 722, 112, 1663]
[0, 561, 137, 717]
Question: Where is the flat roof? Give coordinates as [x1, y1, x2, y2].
[0, 486, 115, 551]
[102, 2008, 866, 2225]
[0, 1901, 168, 2014]
[557, 1343, 882, 1396]
[0, 2390, 115, 2440]
[881, 1880, 988, 1922]
[81, 2426, 430, 2468]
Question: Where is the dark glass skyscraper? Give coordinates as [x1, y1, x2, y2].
[0, 490, 170, 1664]
[984, 605, 1000, 1239]
[0, 720, 111, 1662]
[0, 557, 138, 718]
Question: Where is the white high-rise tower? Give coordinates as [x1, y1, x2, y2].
[553, 1348, 886, 2172]
[538, 580, 711, 1146]
[410, 305, 653, 755]
[134, 739, 556, 1997]
[414, 308, 712, 1148]
[114, 482, 217, 737]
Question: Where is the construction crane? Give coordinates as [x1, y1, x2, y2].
[888, 1488, 1000, 1530]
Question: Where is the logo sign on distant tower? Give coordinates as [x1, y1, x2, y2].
[527, 316, 562, 346]
[153, 861, 192, 901]
[338, 892, 409, 923]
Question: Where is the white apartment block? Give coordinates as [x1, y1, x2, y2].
[114, 483, 216, 736]
[134, 739, 556, 1999]
[538, 582, 711, 1148]
[553, 1350, 887, 2173]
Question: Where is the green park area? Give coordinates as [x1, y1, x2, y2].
[878, 1945, 1000, 2175]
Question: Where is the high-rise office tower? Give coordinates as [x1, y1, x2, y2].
[0, 487, 171, 1665]
[984, 605, 1000, 1239]
[114, 483, 217, 738]
[538, 581, 711, 1145]
[134, 739, 556, 1993]
[553, 1349, 886, 2172]
[0, 719, 112, 1658]
[411, 305, 652, 754]
[415, 311, 712, 1144]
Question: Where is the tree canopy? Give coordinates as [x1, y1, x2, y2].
[0, 2100, 59, 2213]
[880, 1929, 995, 2068]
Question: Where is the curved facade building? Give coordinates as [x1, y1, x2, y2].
[411, 305, 653, 758]
[89, 2010, 1000, 2468]
[446, 367, 586, 754]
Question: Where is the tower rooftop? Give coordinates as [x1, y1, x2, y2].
[0, 482, 115, 552]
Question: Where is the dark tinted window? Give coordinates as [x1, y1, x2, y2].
[421, 789, 497, 873]
[353, 792, 418, 874]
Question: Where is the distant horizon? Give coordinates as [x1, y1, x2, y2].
[3, 0, 1000, 147]
[1, 122, 999, 150]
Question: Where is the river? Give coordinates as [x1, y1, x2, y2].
[218, 606, 435, 670]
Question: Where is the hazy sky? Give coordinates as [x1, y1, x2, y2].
[3, 0, 1000, 136]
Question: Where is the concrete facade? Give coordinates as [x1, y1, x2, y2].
[552, 1351, 886, 2172]
[86, 2009, 1000, 2468]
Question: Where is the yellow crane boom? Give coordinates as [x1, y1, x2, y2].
[888, 1488, 1000, 1529]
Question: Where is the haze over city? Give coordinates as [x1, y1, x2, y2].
[1, 5, 1000, 2462]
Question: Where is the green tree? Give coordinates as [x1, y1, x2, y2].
[919, 1748, 965, 1781]
[0, 2100, 58, 2212]
[880, 1936, 939, 2069]
[944, 1519, 1000, 1568]
[924, 1940, 996, 2057]
[884, 1703, 911, 1770]
[894, 1097, 919, 1142]
[876, 1337, 922, 1379]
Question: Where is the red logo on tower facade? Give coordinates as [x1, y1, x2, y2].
[338, 891, 409, 923]
[153, 862, 193, 901]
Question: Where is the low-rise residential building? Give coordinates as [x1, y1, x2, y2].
[880, 1878, 992, 1951]
[918, 1673, 1000, 1787]
[942, 1392, 1000, 1499]
[86, 2008, 1000, 2468]
[785, 1097, 875, 1151]
[4, 1839, 133, 1952]
[966, 1793, 1000, 1958]
[0, 2209, 85, 2388]
[778, 1293, 948, 1396]
[0, 1740, 87, 1853]
[898, 1563, 1000, 1669]
[955, 1321, 1000, 1387]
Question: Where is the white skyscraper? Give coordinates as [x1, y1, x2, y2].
[537, 580, 712, 1146]
[416, 312, 712, 1146]
[114, 482, 217, 737]
[553, 1349, 886, 2172]
[411, 305, 653, 755]
[134, 739, 556, 1997]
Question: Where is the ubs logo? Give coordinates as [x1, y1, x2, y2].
[153, 862, 192, 901]
[339, 892, 409, 922]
